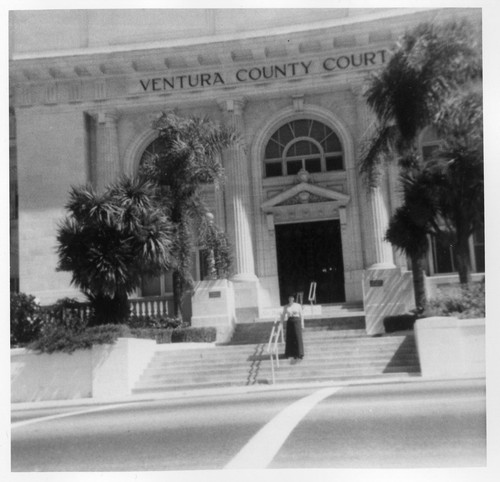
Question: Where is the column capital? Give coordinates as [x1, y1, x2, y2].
[94, 109, 121, 125]
[217, 97, 247, 116]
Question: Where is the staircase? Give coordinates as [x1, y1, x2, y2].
[132, 307, 421, 395]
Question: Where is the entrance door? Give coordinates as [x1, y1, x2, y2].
[275, 220, 345, 306]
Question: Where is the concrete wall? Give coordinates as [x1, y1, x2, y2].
[11, 338, 157, 403]
[16, 107, 88, 303]
[414, 317, 485, 379]
[11, 346, 93, 402]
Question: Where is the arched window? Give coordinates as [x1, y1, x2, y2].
[137, 137, 210, 300]
[140, 137, 166, 166]
[264, 119, 344, 177]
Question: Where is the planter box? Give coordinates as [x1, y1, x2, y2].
[414, 317, 485, 379]
[11, 338, 157, 403]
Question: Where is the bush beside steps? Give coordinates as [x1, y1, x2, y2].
[11, 293, 216, 354]
[29, 325, 217, 354]
[383, 280, 485, 333]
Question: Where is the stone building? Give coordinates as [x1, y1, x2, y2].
[9, 8, 484, 336]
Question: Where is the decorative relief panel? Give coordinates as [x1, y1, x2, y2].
[279, 192, 328, 205]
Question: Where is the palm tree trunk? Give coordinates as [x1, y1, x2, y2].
[172, 270, 183, 320]
[410, 254, 427, 314]
[455, 232, 472, 285]
[89, 290, 130, 326]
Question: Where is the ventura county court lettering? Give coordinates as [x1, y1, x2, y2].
[138, 50, 388, 92]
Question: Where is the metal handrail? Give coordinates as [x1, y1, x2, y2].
[267, 315, 285, 384]
[308, 281, 317, 305]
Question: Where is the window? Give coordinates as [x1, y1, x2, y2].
[264, 119, 343, 177]
[430, 235, 457, 274]
[140, 137, 167, 165]
[420, 127, 441, 162]
[473, 227, 485, 273]
[420, 128, 484, 276]
[138, 138, 208, 297]
[140, 250, 204, 297]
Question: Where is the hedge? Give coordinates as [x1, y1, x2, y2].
[28, 324, 217, 354]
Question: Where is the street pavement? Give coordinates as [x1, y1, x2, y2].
[10, 377, 486, 472]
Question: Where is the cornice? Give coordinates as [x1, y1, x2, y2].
[10, 7, 478, 86]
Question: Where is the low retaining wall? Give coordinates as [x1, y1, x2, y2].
[414, 317, 485, 379]
[11, 338, 157, 403]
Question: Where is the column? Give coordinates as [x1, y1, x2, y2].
[218, 98, 257, 281]
[351, 85, 394, 269]
[352, 86, 409, 336]
[366, 185, 395, 269]
[95, 110, 120, 192]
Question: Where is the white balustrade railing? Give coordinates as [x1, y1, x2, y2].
[129, 296, 169, 317]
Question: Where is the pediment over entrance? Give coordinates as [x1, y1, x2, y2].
[261, 182, 350, 212]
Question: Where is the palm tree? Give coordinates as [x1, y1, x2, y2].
[57, 176, 173, 325]
[361, 19, 481, 310]
[424, 89, 484, 284]
[385, 166, 442, 312]
[362, 20, 481, 183]
[139, 112, 237, 319]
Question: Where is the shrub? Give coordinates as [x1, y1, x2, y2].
[425, 280, 485, 319]
[127, 314, 182, 330]
[129, 328, 174, 344]
[10, 293, 44, 347]
[29, 324, 131, 354]
[171, 327, 216, 343]
[383, 314, 417, 333]
[128, 327, 216, 344]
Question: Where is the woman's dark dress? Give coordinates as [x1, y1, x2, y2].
[285, 316, 304, 359]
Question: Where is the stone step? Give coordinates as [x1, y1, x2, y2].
[137, 364, 421, 388]
[133, 332, 420, 394]
[153, 343, 415, 365]
[227, 315, 366, 345]
[147, 343, 416, 365]
[162, 330, 412, 356]
[257, 303, 365, 322]
[135, 364, 421, 389]
[141, 354, 420, 376]
[133, 369, 419, 394]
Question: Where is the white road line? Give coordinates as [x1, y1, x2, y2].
[11, 403, 134, 430]
[224, 386, 343, 470]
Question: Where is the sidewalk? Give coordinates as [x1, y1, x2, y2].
[12, 373, 472, 412]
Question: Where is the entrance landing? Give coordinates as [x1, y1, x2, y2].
[227, 303, 366, 346]
[257, 302, 365, 322]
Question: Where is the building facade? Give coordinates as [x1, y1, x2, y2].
[9, 9, 484, 330]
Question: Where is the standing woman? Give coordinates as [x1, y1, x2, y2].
[281, 295, 304, 361]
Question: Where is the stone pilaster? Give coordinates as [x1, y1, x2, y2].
[95, 110, 120, 192]
[217, 98, 257, 281]
[351, 84, 394, 269]
[366, 184, 395, 269]
[352, 84, 403, 336]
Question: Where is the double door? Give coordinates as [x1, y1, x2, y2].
[275, 220, 345, 306]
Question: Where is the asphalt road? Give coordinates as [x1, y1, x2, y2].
[11, 378, 486, 471]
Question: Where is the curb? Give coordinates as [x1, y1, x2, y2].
[12, 374, 486, 412]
